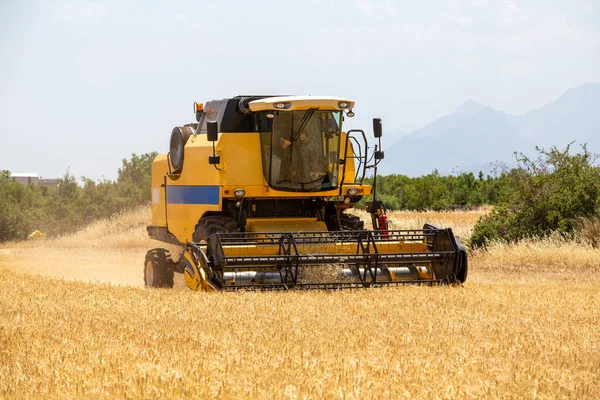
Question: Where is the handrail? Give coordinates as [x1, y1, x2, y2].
[339, 129, 368, 195]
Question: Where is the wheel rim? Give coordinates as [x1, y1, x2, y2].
[145, 260, 155, 287]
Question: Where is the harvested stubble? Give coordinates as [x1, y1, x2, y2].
[1, 206, 599, 399]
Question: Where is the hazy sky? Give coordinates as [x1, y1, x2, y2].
[1, 0, 599, 180]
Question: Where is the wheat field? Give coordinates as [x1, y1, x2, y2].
[1, 207, 599, 399]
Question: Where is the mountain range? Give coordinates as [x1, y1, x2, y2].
[378, 83, 600, 177]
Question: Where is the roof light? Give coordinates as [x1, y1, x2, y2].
[346, 109, 355, 118]
[338, 101, 351, 109]
[194, 102, 204, 112]
[273, 102, 291, 109]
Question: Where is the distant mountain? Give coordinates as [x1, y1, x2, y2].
[379, 83, 600, 177]
[454, 99, 487, 118]
[383, 130, 408, 147]
[516, 83, 600, 150]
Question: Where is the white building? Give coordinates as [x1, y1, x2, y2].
[10, 173, 39, 185]
[10, 173, 57, 187]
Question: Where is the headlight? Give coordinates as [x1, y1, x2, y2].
[347, 187, 358, 196]
[234, 188, 245, 198]
[343, 197, 351, 204]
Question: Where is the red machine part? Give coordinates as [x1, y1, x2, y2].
[378, 212, 389, 237]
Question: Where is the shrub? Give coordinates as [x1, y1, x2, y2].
[470, 144, 600, 247]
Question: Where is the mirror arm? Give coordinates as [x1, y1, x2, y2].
[207, 121, 222, 169]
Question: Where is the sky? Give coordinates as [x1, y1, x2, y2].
[1, 0, 599, 181]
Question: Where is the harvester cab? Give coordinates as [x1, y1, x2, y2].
[144, 95, 468, 290]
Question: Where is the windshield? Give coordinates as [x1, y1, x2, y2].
[257, 110, 342, 192]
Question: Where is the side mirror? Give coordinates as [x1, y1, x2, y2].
[207, 121, 218, 141]
[373, 118, 382, 138]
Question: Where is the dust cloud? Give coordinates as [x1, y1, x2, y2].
[0, 207, 184, 287]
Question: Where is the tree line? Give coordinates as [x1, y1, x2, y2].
[0, 153, 156, 242]
[364, 169, 506, 212]
[2, 145, 598, 247]
[363, 144, 600, 246]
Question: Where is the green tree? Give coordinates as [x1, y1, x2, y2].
[117, 152, 158, 205]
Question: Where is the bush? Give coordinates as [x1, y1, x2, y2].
[470, 144, 600, 247]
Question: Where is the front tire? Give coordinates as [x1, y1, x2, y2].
[192, 214, 238, 242]
[144, 248, 175, 288]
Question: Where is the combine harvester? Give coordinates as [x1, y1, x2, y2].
[145, 95, 467, 290]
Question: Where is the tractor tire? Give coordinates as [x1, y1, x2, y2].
[144, 248, 175, 288]
[327, 213, 365, 231]
[192, 214, 238, 242]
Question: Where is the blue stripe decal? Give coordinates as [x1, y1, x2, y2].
[167, 186, 220, 205]
[184, 259, 196, 277]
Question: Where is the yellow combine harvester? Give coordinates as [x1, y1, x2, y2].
[145, 95, 467, 290]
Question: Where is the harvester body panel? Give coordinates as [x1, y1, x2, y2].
[150, 118, 365, 243]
